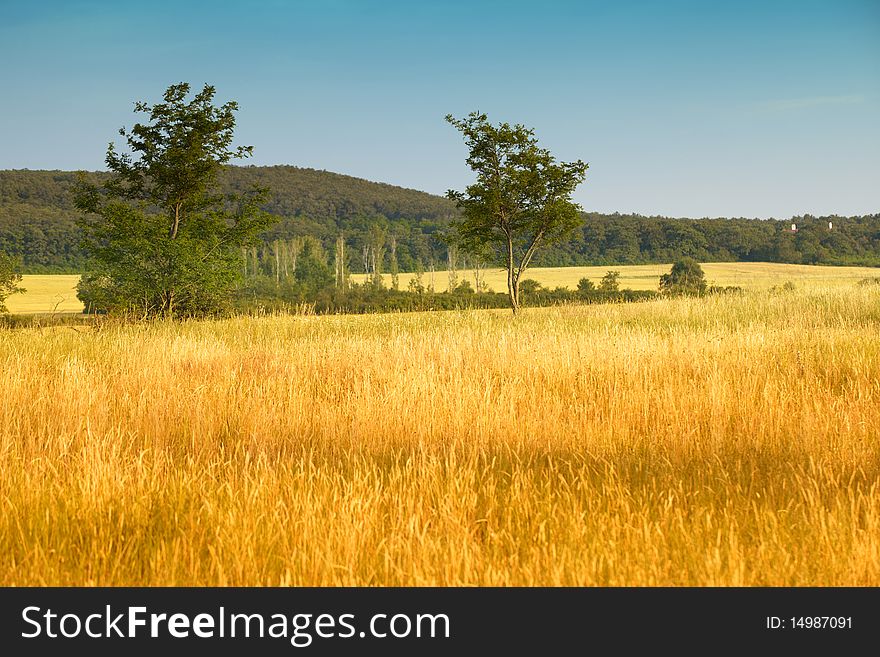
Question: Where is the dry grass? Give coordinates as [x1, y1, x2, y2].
[1, 285, 879, 585]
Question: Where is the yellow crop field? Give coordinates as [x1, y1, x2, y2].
[1, 284, 879, 585]
[5, 275, 82, 314]
[354, 261, 879, 292]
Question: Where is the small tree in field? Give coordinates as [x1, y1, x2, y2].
[659, 258, 707, 295]
[0, 254, 25, 313]
[519, 279, 543, 297]
[576, 277, 595, 295]
[75, 83, 275, 317]
[445, 112, 588, 314]
[599, 271, 620, 292]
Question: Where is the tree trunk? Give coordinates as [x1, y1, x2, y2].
[508, 275, 520, 315]
[170, 203, 182, 239]
[506, 234, 518, 314]
[447, 244, 458, 292]
[336, 234, 347, 291]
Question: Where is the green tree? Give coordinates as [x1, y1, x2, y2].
[408, 260, 426, 294]
[599, 271, 620, 292]
[294, 240, 334, 294]
[659, 258, 707, 295]
[451, 279, 475, 295]
[445, 112, 588, 313]
[519, 278, 543, 297]
[576, 277, 595, 295]
[75, 83, 275, 317]
[0, 253, 25, 312]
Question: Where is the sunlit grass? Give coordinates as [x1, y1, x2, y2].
[1, 284, 878, 585]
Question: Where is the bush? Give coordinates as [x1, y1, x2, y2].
[519, 279, 543, 296]
[707, 285, 743, 295]
[599, 271, 620, 292]
[769, 281, 797, 294]
[659, 259, 707, 295]
[576, 277, 595, 296]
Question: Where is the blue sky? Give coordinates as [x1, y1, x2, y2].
[0, 0, 877, 218]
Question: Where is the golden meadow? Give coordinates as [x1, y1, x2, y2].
[1, 274, 879, 585]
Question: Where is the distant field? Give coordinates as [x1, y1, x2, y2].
[7, 263, 879, 314]
[356, 261, 879, 292]
[5, 275, 82, 314]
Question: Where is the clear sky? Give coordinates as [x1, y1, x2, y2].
[1, 0, 877, 218]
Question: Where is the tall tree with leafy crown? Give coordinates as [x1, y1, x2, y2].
[75, 82, 275, 317]
[445, 112, 588, 313]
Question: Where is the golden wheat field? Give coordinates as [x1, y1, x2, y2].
[1, 285, 879, 586]
[4, 275, 82, 314]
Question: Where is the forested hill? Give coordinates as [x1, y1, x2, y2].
[1, 166, 878, 273]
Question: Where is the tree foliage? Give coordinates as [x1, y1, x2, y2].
[577, 277, 595, 294]
[74, 83, 274, 316]
[599, 270, 620, 292]
[659, 258, 707, 295]
[4, 168, 879, 274]
[445, 112, 587, 313]
[0, 253, 24, 313]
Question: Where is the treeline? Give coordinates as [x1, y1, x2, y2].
[577, 213, 880, 267]
[227, 233, 657, 315]
[1, 167, 878, 273]
[235, 277, 659, 316]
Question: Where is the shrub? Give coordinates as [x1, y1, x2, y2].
[599, 271, 620, 292]
[519, 279, 543, 296]
[576, 277, 595, 296]
[659, 259, 707, 295]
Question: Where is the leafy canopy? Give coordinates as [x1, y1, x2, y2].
[659, 258, 707, 295]
[445, 111, 587, 312]
[75, 83, 274, 316]
[599, 270, 620, 292]
[0, 253, 24, 313]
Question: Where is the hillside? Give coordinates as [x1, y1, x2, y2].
[1, 167, 878, 273]
[0, 166, 457, 272]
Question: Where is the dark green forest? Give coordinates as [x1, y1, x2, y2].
[2, 166, 878, 274]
